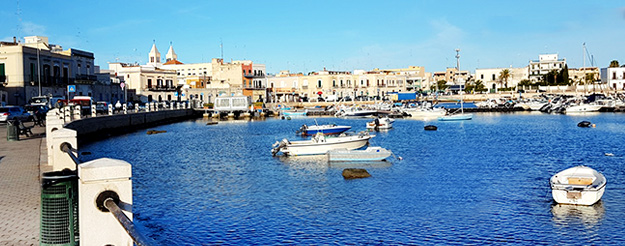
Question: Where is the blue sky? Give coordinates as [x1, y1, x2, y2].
[2, 1, 624, 74]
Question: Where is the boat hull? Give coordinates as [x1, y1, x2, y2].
[328, 147, 392, 162]
[438, 113, 473, 121]
[301, 125, 351, 136]
[551, 188, 605, 206]
[282, 135, 373, 156]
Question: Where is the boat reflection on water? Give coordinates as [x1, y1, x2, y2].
[276, 155, 393, 170]
[328, 161, 392, 169]
[551, 201, 605, 227]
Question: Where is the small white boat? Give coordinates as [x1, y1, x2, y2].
[282, 109, 307, 116]
[550, 165, 607, 206]
[327, 147, 392, 162]
[271, 132, 375, 156]
[403, 107, 446, 118]
[565, 103, 602, 113]
[366, 117, 395, 129]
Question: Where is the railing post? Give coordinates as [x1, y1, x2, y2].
[49, 128, 78, 171]
[73, 105, 81, 120]
[64, 106, 72, 122]
[135, 103, 139, 113]
[123, 104, 128, 114]
[91, 105, 96, 117]
[108, 104, 113, 116]
[78, 158, 133, 246]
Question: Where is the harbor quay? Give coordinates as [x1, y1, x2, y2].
[0, 107, 201, 245]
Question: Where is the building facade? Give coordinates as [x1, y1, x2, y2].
[0, 36, 123, 105]
[529, 54, 567, 82]
[601, 67, 625, 90]
[475, 67, 529, 92]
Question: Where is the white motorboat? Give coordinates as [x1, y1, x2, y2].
[327, 147, 392, 162]
[565, 103, 603, 113]
[550, 165, 607, 206]
[366, 117, 395, 130]
[271, 132, 375, 156]
[403, 107, 446, 118]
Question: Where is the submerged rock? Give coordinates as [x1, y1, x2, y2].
[147, 130, 167, 135]
[342, 168, 371, 179]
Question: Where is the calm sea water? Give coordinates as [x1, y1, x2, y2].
[81, 112, 625, 245]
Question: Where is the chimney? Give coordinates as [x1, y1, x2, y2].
[13, 37, 16, 44]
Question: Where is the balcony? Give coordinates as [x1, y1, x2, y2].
[148, 85, 179, 92]
[75, 74, 97, 84]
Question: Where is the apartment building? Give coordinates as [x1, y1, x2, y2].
[529, 54, 567, 82]
[0, 36, 121, 105]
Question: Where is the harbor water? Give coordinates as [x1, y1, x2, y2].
[81, 112, 625, 245]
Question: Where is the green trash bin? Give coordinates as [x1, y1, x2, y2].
[40, 170, 79, 246]
[6, 120, 19, 141]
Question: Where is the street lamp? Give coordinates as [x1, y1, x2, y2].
[36, 38, 42, 97]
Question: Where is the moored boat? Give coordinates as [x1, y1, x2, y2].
[271, 132, 375, 156]
[438, 113, 473, 121]
[366, 117, 395, 129]
[550, 165, 606, 206]
[327, 147, 392, 162]
[297, 124, 351, 136]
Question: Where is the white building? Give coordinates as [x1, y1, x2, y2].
[601, 67, 625, 90]
[475, 67, 529, 92]
[529, 54, 566, 82]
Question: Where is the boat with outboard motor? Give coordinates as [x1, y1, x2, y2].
[550, 165, 606, 206]
[297, 124, 351, 136]
[271, 132, 374, 156]
[366, 117, 395, 130]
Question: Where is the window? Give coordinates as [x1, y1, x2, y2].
[318, 80, 322, 88]
[333, 80, 336, 87]
[480, 74, 484, 79]
[0, 63, 4, 83]
[613, 72, 616, 80]
[492, 74, 496, 81]
[147, 79, 152, 88]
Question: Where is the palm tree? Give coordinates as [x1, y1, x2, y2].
[609, 60, 620, 68]
[474, 80, 486, 93]
[499, 69, 511, 91]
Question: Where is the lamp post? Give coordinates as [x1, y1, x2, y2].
[36, 38, 42, 97]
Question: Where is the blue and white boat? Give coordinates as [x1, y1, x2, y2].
[297, 124, 351, 136]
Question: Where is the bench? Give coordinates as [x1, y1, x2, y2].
[17, 120, 33, 137]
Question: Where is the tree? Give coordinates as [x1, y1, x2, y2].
[558, 65, 569, 85]
[609, 60, 620, 68]
[584, 72, 596, 85]
[499, 69, 511, 89]
[474, 80, 486, 93]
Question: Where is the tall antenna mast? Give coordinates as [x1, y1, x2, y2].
[220, 38, 224, 60]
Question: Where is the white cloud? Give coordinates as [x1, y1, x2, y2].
[20, 22, 46, 36]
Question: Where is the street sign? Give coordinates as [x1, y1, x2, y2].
[68, 85, 76, 92]
[120, 82, 125, 89]
[174, 92, 178, 97]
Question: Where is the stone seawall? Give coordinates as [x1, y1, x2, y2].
[65, 109, 199, 143]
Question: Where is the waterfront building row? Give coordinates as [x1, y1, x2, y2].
[0, 36, 132, 105]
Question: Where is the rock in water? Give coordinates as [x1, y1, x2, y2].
[342, 168, 371, 179]
[147, 130, 167, 135]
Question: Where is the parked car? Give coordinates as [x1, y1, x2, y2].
[0, 106, 32, 123]
[96, 101, 109, 113]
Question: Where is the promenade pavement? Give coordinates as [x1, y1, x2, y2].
[0, 123, 45, 246]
